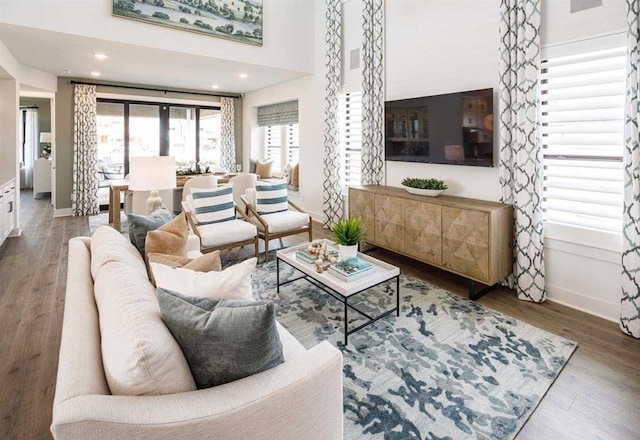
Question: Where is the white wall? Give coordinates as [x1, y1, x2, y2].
[0, 0, 315, 74]
[242, 0, 326, 220]
[242, 0, 627, 322]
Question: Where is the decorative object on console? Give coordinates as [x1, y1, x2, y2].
[331, 216, 365, 261]
[111, 0, 263, 46]
[39, 132, 52, 158]
[157, 289, 283, 389]
[401, 177, 448, 197]
[128, 156, 177, 214]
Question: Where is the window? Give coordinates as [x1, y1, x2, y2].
[265, 125, 283, 174]
[540, 46, 626, 233]
[338, 91, 363, 187]
[262, 123, 300, 175]
[96, 99, 221, 177]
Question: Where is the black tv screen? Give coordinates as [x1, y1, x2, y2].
[385, 88, 494, 167]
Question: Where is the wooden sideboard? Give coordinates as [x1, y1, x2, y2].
[349, 185, 513, 299]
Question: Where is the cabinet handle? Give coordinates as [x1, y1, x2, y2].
[8, 201, 12, 213]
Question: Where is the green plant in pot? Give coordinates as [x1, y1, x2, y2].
[332, 216, 365, 261]
[401, 177, 448, 196]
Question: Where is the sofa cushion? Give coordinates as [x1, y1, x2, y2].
[93, 260, 196, 395]
[190, 185, 235, 225]
[145, 212, 189, 259]
[147, 251, 222, 286]
[150, 257, 256, 301]
[197, 219, 257, 248]
[127, 208, 173, 255]
[255, 181, 288, 215]
[157, 288, 284, 389]
[90, 225, 146, 280]
[250, 210, 310, 234]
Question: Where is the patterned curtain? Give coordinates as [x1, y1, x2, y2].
[72, 84, 99, 216]
[361, 0, 385, 185]
[322, 0, 343, 228]
[621, 0, 640, 338]
[220, 97, 236, 172]
[498, 0, 545, 302]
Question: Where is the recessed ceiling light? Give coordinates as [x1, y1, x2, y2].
[64, 69, 72, 74]
[211, 84, 220, 89]
[90, 71, 101, 77]
[239, 73, 248, 79]
[94, 53, 109, 60]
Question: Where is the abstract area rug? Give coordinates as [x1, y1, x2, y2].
[252, 261, 577, 440]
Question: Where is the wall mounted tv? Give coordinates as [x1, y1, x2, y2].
[385, 88, 494, 167]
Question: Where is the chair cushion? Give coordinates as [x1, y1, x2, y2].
[197, 219, 257, 248]
[190, 184, 235, 225]
[256, 181, 288, 214]
[157, 289, 284, 389]
[127, 208, 173, 255]
[150, 257, 256, 301]
[256, 159, 273, 178]
[251, 210, 310, 234]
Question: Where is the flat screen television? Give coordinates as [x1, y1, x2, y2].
[385, 88, 494, 167]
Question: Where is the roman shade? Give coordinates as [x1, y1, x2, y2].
[257, 100, 298, 127]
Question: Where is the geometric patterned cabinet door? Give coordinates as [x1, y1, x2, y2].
[405, 199, 441, 265]
[349, 188, 376, 244]
[442, 207, 490, 283]
[374, 194, 405, 254]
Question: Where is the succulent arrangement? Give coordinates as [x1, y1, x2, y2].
[332, 217, 365, 246]
[401, 177, 448, 190]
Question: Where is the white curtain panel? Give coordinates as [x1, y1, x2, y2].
[621, 0, 640, 338]
[220, 97, 236, 173]
[72, 84, 100, 216]
[322, 0, 344, 228]
[361, 0, 385, 185]
[24, 109, 38, 189]
[498, 0, 546, 302]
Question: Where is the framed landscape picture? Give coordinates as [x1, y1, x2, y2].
[112, 0, 263, 46]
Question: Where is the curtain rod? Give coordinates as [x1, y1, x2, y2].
[69, 80, 241, 99]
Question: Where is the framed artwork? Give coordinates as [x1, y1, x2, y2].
[112, 0, 263, 46]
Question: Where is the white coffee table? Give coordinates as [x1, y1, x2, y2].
[276, 240, 401, 345]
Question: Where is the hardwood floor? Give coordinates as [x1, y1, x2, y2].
[1, 191, 639, 439]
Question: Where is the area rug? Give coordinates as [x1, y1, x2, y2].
[252, 261, 577, 440]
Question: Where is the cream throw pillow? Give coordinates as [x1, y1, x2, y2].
[256, 160, 273, 179]
[151, 257, 256, 301]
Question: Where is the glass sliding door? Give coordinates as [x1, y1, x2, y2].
[129, 104, 160, 159]
[169, 106, 197, 166]
[199, 108, 221, 167]
[96, 101, 125, 180]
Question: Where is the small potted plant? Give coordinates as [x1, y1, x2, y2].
[401, 177, 448, 197]
[331, 216, 365, 261]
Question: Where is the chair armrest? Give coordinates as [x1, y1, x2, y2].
[288, 199, 306, 213]
[51, 342, 343, 440]
[240, 195, 268, 230]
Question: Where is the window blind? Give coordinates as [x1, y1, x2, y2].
[265, 125, 282, 174]
[287, 124, 299, 166]
[257, 100, 299, 127]
[540, 46, 626, 232]
[338, 92, 363, 187]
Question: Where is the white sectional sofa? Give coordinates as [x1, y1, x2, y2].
[51, 234, 344, 439]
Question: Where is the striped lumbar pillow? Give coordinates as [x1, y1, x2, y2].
[190, 185, 235, 224]
[256, 181, 288, 215]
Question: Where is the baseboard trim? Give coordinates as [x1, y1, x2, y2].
[54, 208, 73, 218]
[546, 283, 619, 323]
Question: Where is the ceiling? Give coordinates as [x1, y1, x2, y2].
[0, 24, 310, 94]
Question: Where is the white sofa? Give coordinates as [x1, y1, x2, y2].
[51, 235, 344, 439]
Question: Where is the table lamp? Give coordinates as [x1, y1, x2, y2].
[128, 156, 176, 214]
[444, 144, 465, 164]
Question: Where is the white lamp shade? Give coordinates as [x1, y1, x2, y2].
[128, 156, 176, 191]
[40, 132, 52, 143]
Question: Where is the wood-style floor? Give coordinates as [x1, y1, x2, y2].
[1, 191, 639, 439]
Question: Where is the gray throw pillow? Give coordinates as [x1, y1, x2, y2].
[157, 288, 284, 389]
[127, 208, 172, 255]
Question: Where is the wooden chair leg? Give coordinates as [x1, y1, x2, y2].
[278, 238, 284, 248]
[254, 236, 259, 261]
[308, 221, 313, 242]
[264, 232, 270, 262]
